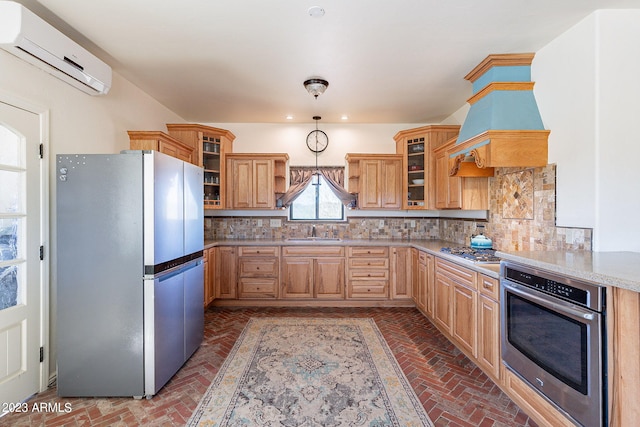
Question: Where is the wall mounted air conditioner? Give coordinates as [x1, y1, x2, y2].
[0, 1, 112, 95]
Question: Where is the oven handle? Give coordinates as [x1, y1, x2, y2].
[503, 281, 595, 321]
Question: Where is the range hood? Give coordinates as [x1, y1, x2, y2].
[449, 53, 549, 177]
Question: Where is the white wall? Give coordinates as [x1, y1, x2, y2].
[0, 49, 184, 375]
[596, 11, 640, 252]
[205, 122, 418, 166]
[533, 15, 598, 229]
[532, 10, 640, 251]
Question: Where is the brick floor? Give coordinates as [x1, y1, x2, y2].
[3, 307, 537, 426]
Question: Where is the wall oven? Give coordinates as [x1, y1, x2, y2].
[500, 261, 606, 427]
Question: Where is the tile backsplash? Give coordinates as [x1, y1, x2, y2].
[206, 164, 592, 252]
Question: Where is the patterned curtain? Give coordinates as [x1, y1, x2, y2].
[279, 166, 356, 208]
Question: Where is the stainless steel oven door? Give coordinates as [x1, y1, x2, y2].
[501, 280, 604, 427]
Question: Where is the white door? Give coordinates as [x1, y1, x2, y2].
[0, 100, 43, 403]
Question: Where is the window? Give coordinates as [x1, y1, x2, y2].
[290, 174, 344, 221]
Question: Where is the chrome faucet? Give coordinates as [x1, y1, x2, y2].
[311, 224, 317, 237]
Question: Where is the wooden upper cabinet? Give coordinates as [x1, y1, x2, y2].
[166, 123, 235, 168]
[166, 124, 235, 209]
[127, 131, 195, 164]
[232, 158, 256, 209]
[433, 137, 489, 210]
[393, 125, 461, 210]
[345, 154, 402, 209]
[225, 153, 288, 209]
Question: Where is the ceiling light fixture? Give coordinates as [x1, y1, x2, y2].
[303, 78, 329, 99]
[308, 6, 325, 18]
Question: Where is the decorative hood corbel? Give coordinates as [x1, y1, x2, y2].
[449, 53, 549, 177]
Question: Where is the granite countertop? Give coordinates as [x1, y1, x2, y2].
[205, 238, 501, 279]
[497, 250, 640, 293]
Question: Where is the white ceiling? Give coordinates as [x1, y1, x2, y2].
[18, 0, 640, 123]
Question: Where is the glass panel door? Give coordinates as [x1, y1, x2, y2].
[0, 101, 42, 404]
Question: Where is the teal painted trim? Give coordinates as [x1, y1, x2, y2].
[456, 90, 544, 144]
[448, 139, 490, 158]
[472, 65, 532, 93]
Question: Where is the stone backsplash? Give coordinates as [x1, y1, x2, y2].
[205, 216, 441, 241]
[205, 164, 592, 252]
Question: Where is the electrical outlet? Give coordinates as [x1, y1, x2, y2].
[410, 220, 416, 228]
[378, 219, 385, 228]
[257, 219, 263, 227]
[270, 219, 282, 228]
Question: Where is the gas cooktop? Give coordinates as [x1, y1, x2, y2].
[440, 247, 501, 264]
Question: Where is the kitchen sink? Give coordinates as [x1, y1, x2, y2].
[286, 237, 342, 242]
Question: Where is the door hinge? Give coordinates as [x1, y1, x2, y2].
[40, 346, 44, 363]
[39, 245, 44, 260]
[39, 143, 44, 159]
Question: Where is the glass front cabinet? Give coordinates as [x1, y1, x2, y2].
[393, 125, 460, 210]
[166, 123, 235, 209]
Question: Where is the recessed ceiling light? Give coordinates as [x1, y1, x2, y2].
[308, 6, 325, 18]
[286, 115, 294, 120]
[341, 115, 349, 120]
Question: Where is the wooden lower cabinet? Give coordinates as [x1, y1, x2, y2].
[281, 257, 345, 299]
[390, 247, 412, 300]
[214, 246, 237, 299]
[315, 258, 345, 298]
[411, 249, 421, 310]
[281, 246, 345, 299]
[204, 247, 215, 307]
[237, 246, 279, 299]
[434, 271, 453, 334]
[452, 280, 477, 356]
[416, 251, 434, 317]
[281, 258, 313, 298]
[477, 275, 500, 380]
[347, 246, 389, 299]
[434, 258, 478, 355]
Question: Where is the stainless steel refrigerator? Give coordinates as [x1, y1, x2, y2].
[56, 150, 204, 398]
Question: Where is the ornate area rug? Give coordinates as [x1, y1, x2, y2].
[187, 317, 434, 426]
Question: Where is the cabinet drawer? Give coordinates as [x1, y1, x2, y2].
[479, 274, 499, 301]
[436, 258, 476, 289]
[238, 257, 279, 277]
[238, 278, 277, 298]
[348, 246, 389, 257]
[282, 246, 345, 257]
[348, 258, 389, 269]
[348, 281, 388, 299]
[238, 246, 279, 257]
[348, 269, 389, 280]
